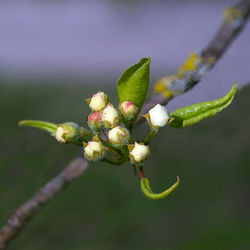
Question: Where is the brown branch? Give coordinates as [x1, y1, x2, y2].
[0, 0, 250, 248]
[0, 157, 88, 250]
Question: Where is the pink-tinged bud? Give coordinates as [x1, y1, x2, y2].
[145, 104, 170, 129]
[128, 142, 150, 164]
[101, 104, 120, 128]
[120, 100, 137, 120]
[87, 91, 107, 112]
[88, 112, 101, 130]
[108, 126, 130, 146]
[83, 140, 104, 161]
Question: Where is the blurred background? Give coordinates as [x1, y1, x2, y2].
[1, 0, 250, 249]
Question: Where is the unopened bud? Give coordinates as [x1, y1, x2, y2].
[88, 112, 101, 130]
[87, 91, 107, 112]
[55, 122, 79, 143]
[101, 104, 120, 128]
[128, 142, 150, 164]
[83, 139, 104, 161]
[146, 104, 170, 129]
[119, 100, 137, 120]
[108, 126, 130, 146]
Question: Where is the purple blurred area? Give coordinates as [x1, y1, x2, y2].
[0, 0, 249, 110]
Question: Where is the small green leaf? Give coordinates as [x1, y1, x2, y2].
[169, 82, 237, 128]
[117, 57, 151, 122]
[140, 177, 180, 200]
[19, 120, 58, 134]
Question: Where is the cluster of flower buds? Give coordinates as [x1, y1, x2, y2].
[84, 91, 172, 165]
[84, 91, 137, 161]
[86, 91, 121, 130]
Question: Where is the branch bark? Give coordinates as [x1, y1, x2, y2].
[0, 0, 250, 248]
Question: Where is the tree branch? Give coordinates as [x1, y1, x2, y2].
[135, 0, 250, 126]
[0, 0, 250, 248]
[0, 157, 88, 250]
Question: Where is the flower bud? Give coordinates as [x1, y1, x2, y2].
[119, 100, 137, 120]
[108, 126, 130, 146]
[87, 91, 107, 112]
[128, 142, 150, 164]
[88, 112, 101, 130]
[55, 122, 79, 143]
[83, 140, 104, 161]
[147, 104, 170, 128]
[101, 104, 120, 128]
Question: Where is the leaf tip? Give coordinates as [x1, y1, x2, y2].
[18, 120, 25, 126]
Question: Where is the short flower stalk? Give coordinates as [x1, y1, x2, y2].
[18, 57, 237, 200]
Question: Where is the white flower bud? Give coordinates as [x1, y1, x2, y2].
[55, 122, 79, 143]
[88, 112, 101, 130]
[87, 91, 107, 112]
[56, 126, 66, 143]
[119, 100, 137, 120]
[108, 126, 130, 146]
[84, 140, 104, 161]
[128, 142, 150, 164]
[148, 104, 169, 128]
[101, 104, 120, 128]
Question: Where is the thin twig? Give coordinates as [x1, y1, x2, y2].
[0, 157, 88, 250]
[0, 0, 250, 248]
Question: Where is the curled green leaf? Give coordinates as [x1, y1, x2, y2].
[140, 177, 180, 200]
[19, 120, 58, 134]
[169, 82, 237, 128]
[117, 57, 151, 124]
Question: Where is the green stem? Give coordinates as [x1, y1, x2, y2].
[143, 129, 158, 145]
[102, 157, 126, 166]
[118, 110, 130, 130]
[78, 127, 94, 143]
[97, 133, 123, 156]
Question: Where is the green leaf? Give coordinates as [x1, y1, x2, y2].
[19, 120, 58, 134]
[117, 57, 151, 122]
[140, 177, 180, 200]
[169, 82, 237, 128]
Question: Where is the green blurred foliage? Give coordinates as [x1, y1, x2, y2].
[0, 82, 250, 250]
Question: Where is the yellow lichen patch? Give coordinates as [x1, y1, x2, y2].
[154, 80, 165, 93]
[154, 76, 175, 98]
[162, 90, 173, 99]
[224, 7, 243, 24]
[177, 52, 201, 77]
